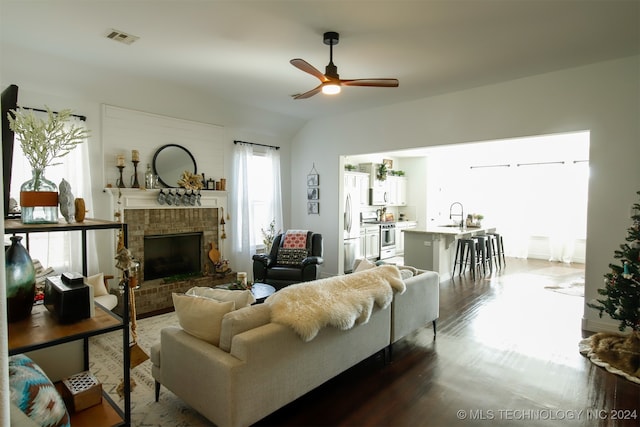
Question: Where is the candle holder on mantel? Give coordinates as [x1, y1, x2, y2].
[131, 160, 140, 188]
[116, 165, 126, 188]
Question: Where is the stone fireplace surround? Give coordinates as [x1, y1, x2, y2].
[125, 208, 217, 283]
[107, 189, 229, 316]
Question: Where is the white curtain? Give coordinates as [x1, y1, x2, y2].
[10, 114, 98, 274]
[230, 143, 283, 278]
[265, 147, 284, 235]
[230, 143, 255, 276]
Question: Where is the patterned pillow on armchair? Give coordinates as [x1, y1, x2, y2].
[8, 354, 70, 427]
[276, 248, 309, 265]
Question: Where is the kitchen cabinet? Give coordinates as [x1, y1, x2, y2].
[387, 176, 407, 206]
[358, 163, 389, 206]
[344, 171, 369, 208]
[358, 230, 366, 259]
[395, 221, 416, 256]
[357, 174, 369, 206]
[363, 225, 380, 260]
[5, 218, 131, 426]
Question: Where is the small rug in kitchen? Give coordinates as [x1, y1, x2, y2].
[544, 280, 584, 297]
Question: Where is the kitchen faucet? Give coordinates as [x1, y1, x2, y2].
[449, 202, 464, 229]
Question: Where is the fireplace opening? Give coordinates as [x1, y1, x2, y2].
[144, 232, 202, 281]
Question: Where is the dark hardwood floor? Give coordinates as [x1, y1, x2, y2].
[256, 258, 640, 427]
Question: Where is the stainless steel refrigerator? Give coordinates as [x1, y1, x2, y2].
[343, 174, 362, 273]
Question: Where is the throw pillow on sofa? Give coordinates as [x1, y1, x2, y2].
[354, 258, 376, 272]
[398, 268, 414, 280]
[172, 293, 235, 346]
[186, 286, 255, 308]
[8, 354, 70, 427]
[85, 272, 109, 297]
[354, 258, 415, 280]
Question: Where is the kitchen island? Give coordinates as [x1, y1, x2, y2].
[403, 225, 496, 279]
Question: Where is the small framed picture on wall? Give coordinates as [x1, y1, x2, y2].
[307, 187, 319, 200]
[307, 201, 319, 215]
[307, 174, 319, 187]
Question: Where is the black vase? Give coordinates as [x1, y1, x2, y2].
[5, 236, 36, 322]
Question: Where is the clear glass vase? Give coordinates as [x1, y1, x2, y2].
[20, 168, 59, 224]
[5, 236, 36, 322]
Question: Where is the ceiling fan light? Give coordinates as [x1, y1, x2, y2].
[322, 83, 341, 95]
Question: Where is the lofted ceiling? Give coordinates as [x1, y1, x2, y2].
[1, 1, 638, 123]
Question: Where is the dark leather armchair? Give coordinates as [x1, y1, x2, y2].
[252, 232, 323, 290]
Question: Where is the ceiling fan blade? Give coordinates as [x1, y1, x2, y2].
[292, 84, 323, 100]
[341, 78, 399, 87]
[290, 58, 328, 82]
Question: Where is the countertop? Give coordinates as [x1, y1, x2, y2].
[403, 225, 496, 237]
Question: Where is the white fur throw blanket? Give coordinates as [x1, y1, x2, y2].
[265, 265, 406, 341]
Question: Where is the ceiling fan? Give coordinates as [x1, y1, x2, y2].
[290, 31, 399, 99]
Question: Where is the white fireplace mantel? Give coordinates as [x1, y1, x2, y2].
[104, 188, 227, 210]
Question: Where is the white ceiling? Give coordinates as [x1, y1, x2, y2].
[2, 1, 638, 123]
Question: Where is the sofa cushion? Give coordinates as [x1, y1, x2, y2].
[354, 258, 376, 272]
[219, 304, 272, 352]
[398, 265, 419, 277]
[186, 286, 256, 309]
[8, 354, 70, 427]
[276, 247, 308, 265]
[399, 269, 414, 280]
[172, 293, 235, 345]
[85, 272, 108, 297]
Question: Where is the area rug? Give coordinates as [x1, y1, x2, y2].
[544, 280, 584, 297]
[88, 311, 212, 426]
[579, 332, 640, 385]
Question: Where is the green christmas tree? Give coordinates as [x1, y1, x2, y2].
[588, 190, 640, 333]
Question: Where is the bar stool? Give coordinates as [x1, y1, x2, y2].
[488, 232, 505, 269]
[484, 234, 500, 273]
[452, 238, 481, 279]
[472, 236, 489, 276]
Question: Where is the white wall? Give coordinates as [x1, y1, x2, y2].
[1, 46, 297, 275]
[290, 55, 640, 333]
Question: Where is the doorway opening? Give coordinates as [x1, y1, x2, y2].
[342, 130, 590, 266]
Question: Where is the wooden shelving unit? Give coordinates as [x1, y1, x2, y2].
[5, 218, 131, 427]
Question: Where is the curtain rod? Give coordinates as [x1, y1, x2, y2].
[233, 140, 280, 150]
[470, 164, 511, 169]
[16, 106, 87, 122]
[517, 161, 565, 167]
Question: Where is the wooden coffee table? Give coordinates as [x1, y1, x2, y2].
[215, 282, 276, 304]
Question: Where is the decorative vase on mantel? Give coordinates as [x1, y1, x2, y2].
[20, 167, 59, 224]
[5, 236, 36, 322]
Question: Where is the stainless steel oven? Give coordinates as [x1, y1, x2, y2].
[379, 223, 396, 260]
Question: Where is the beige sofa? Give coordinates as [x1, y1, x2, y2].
[151, 265, 439, 427]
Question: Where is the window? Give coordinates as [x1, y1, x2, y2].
[8, 112, 95, 272]
[230, 142, 282, 273]
[248, 153, 275, 248]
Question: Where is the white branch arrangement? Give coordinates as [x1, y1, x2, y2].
[7, 107, 90, 171]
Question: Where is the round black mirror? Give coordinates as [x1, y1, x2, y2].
[152, 144, 197, 188]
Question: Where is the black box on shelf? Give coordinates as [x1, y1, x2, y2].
[61, 272, 84, 286]
[44, 275, 91, 323]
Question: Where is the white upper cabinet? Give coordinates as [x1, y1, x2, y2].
[387, 176, 407, 206]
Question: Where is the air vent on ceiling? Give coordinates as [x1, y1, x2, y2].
[105, 29, 139, 45]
